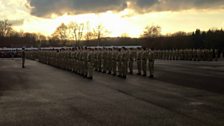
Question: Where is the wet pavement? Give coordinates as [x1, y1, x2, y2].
[0, 58, 224, 126]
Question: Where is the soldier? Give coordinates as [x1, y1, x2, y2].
[87, 48, 93, 79]
[74, 48, 79, 73]
[58, 49, 62, 68]
[22, 48, 25, 68]
[105, 48, 109, 73]
[107, 48, 112, 74]
[208, 49, 213, 61]
[179, 49, 183, 60]
[70, 49, 74, 72]
[66, 49, 72, 72]
[137, 47, 143, 75]
[102, 48, 107, 73]
[183, 49, 186, 60]
[64, 50, 68, 70]
[77, 48, 82, 75]
[117, 48, 123, 77]
[198, 49, 202, 61]
[192, 49, 196, 61]
[65, 50, 70, 70]
[129, 48, 136, 74]
[112, 48, 118, 76]
[142, 48, 148, 76]
[167, 50, 171, 60]
[174, 49, 178, 60]
[93, 48, 98, 71]
[189, 49, 193, 61]
[54, 50, 58, 67]
[95, 48, 100, 72]
[214, 49, 218, 61]
[121, 48, 128, 79]
[62, 50, 66, 69]
[83, 48, 88, 77]
[148, 49, 154, 78]
[98, 49, 103, 72]
[201, 49, 205, 61]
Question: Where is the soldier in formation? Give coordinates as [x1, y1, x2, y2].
[22, 48, 26, 68]
[154, 48, 219, 61]
[26, 47, 94, 79]
[136, 48, 154, 78]
[25, 47, 220, 80]
[26, 47, 157, 80]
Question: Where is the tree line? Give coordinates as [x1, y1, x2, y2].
[0, 19, 223, 52]
[141, 28, 224, 51]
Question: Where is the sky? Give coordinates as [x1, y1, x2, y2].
[1, 0, 224, 38]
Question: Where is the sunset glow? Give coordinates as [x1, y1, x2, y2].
[1, 0, 224, 38]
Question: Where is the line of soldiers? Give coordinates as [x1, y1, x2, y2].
[154, 49, 219, 61]
[26, 47, 155, 80]
[26, 48, 94, 79]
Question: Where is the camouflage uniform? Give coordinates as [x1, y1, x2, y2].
[112, 49, 118, 75]
[148, 49, 154, 78]
[121, 49, 128, 78]
[22, 48, 25, 68]
[117, 49, 122, 77]
[129, 49, 136, 74]
[102, 49, 107, 73]
[87, 49, 93, 79]
[98, 50, 102, 72]
[142, 49, 148, 76]
[137, 48, 143, 75]
[107, 49, 112, 74]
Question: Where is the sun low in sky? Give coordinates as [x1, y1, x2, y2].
[1, 0, 224, 38]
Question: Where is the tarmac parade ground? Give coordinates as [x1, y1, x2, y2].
[0, 58, 224, 126]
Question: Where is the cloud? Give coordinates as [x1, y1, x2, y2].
[29, 0, 126, 17]
[28, 0, 224, 17]
[135, 0, 158, 7]
[0, 0, 31, 20]
[9, 19, 24, 26]
[132, 0, 224, 12]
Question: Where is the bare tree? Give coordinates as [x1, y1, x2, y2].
[84, 22, 94, 41]
[67, 22, 76, 44]
[36, 33, 47, 41]
[142, 25, 161, 38]
[74, 23, 84, 46]
[93, 24, 109, 46]
[85, 31, 95, 41]
[52, 23, 68, 40]
[121, 33, 129, 38]
[0, 20, 12, 37]
[68, 22, 85, 46]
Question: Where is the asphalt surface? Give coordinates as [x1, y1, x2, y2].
[0, 58, 224, 126]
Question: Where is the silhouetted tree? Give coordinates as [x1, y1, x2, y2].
[0, 20, 12, 37]
[142, 25, 161, 38]
[85, 31, 94, 41]
[52, 23, 68, 40]
[74, 23, 84, 45]
[171, 31, 187, 37]
[93, 24, 109, 46]
[120, 33, 130, 38]
[84, 22, 95, 42]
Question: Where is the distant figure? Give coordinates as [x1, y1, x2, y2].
[22, 48, 25, 68]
